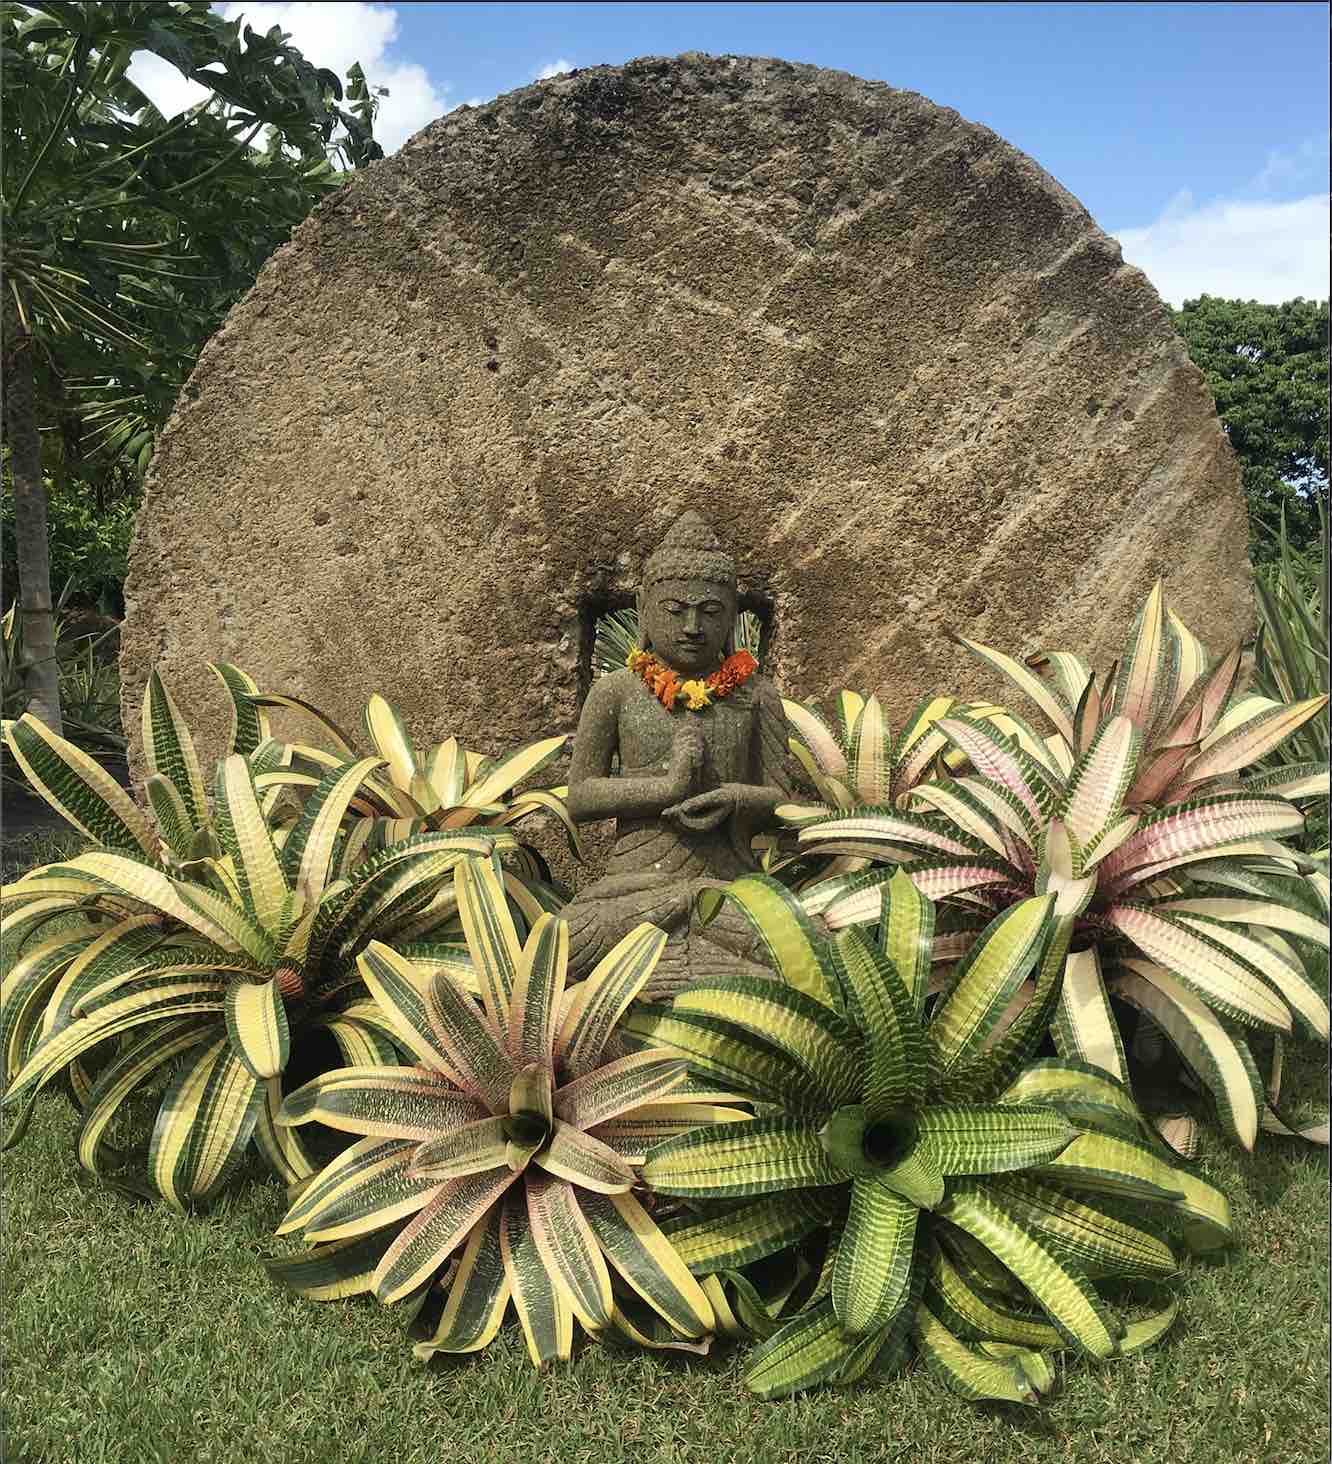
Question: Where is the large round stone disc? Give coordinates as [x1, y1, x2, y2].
[122, 53, 1251, 859]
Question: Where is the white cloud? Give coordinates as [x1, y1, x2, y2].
[1112, 190, 1330, 306]
[128, 4, 450, 152]
[1252, 133, 1330, 196]
[533, 58, 574, 81]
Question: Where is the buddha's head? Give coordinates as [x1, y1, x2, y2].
[638, 512, 738, 676]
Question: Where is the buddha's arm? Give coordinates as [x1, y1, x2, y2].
[566, 676, 698, 824]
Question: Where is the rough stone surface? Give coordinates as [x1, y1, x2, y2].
[122, 53, 1253, 892]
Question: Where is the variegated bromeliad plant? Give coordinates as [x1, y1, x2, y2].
[791, 582, 1330, 1154]
[624, 872, 1230, 1399]
[0, 665, 564, 1207]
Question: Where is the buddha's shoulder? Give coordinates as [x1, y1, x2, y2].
[583, 668, 638, 710]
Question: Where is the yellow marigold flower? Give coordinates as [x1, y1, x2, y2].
[681, 680, 712, 710]
[626, 649, 649, 671]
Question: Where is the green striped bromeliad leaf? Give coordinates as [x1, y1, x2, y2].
[979, 1175, 1177, 1279]
[455, 855, 523, 1028]
[671, 975, 859, 1107]
[3, 713, 156, 856]
[694, 874, 840, 1007]
[912, 1301, 1048, 1405]
[533, 1120, 635, 1193]
[828, 926, 920, 1111]
[580, 1188, 715, 1338]
[144, 773, 193, 859]
[1109, 959, 1263, 1151]
[1096, 795, 1306, 892]
[556, 922, 666, 1078]
[907, 779, 1016, 862]
[1105, 903, 1292, 1032]
[364, 694, 418, 793]
[783, 697, 848, 779]
[373, 1166, 519, 1306]
[642, 1116, 842, 1199]
[948, 632, 1075, 745]
[917, 1103, 1074, 1176]
[212, 755, 289, 937]
[506, 914, 567, 1065]
[742, 1298, 860, 1399]
[265, 1230, 396, 1302]
[170, 880, 277, 967]
[523, 1169, 613, 1334]
[1155, 895, 1329, 949]
[1186, 695, 1329, 784]
[831, 1175, 916, 1335]
[423, 965, 515, 1112]
[797, 807, 982, 864]
[413, 1205, 511, 1358]
[253, 1075, 319, 1187]
[846, 694, 894, 804]
[927, 896, 1054, 1078]
[208, 663, 270, 757]
[498, 1182, 573, 1365]
[1110, 580, 1169, 731]
[998, 1057, 1161, 1149]
[147, 1037, 265, 1209]
[44, 914, 164, 1032]
[1051, 946, 1129, 1083]
[277, 1135, 422, 1236]
[553, 1049, 686, 1130]
[935, 1185, 1121, 1358]
[587, 1102, 749, 1164]
[1, 924, 96, 1082]
[618, 1004, 822, 1110]
[1175, 917, 1328, 1041]
[1026, 1130, 1189, 1205]
[1056, 716, 1140, 851]
[409, 1116, 509, 1182]
[310, 1010, 402, 1069]
[462, 734, 568, 809]
[934, 716, 1058, 824]
[660, 1189, 842, 1275]
[356, 940, 458, 1076]
[75, 1017, 214, 1179]
[923, 1245, 1061, 1349]
[3, 975, 227, 1114]
[289, 757, 387, 906]
[224, 976, 289, 1080]
[879, 867, 936, 1019]
[142, 670, 208, 831]
[279, 1064, 486, 1139]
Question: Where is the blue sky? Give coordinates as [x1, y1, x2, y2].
[132, 2, 1330, 304]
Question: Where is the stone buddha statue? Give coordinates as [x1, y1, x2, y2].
[564, 512, 794, 997]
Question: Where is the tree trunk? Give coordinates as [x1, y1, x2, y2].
[2, 282, 63, 733]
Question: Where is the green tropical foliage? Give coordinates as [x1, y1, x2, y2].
[1252, 503, 1328, 852]
[217, 675, 579, 878]
[796, 587, 1330, 1154]
[270, 855, 730, 1364]
[2, 1, 382, 730]
[0, 670, 517, 1207]
[1173, 296, 1327, 566]
[629, 872, 1229, 1400]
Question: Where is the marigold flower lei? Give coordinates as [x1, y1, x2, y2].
[626, 649, 759, 711]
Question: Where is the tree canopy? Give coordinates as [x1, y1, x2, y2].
[1172, 295, 1328, 565]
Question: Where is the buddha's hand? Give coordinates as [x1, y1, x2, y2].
[664, 786, 736, 832]
[667, 721, 706, 800]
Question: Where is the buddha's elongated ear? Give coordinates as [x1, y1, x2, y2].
[636, 588, 651, 651]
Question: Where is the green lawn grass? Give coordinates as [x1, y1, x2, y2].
[3, 1041, 1327, 1464]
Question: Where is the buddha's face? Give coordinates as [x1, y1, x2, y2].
[642, 577, 736, 675]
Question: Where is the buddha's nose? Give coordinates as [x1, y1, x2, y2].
[683, 609, 704, 635]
